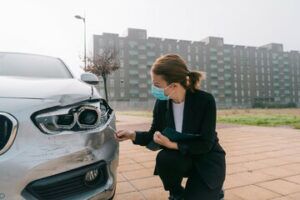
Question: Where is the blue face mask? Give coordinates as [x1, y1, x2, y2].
[151, 84, 173, 100]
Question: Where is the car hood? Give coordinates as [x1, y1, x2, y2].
[0, 76, 98, 105]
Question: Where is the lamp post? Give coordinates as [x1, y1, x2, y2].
[75, 14, 86, 70]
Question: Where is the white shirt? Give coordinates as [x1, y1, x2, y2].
[172, 101, 185, 133]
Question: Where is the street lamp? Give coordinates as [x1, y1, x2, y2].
[75, 14, 86, 70]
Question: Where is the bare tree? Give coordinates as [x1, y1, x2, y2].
[84, 48, 120, 102]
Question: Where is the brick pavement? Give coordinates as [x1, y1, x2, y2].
[114, 115, 300, 200]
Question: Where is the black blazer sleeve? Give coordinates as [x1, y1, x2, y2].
[177, 94, 217, 155]
[132, 100, 160, 146]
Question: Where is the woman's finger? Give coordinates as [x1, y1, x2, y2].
[158, 134, 168, 141]
[114, 133, 122, 141]
[156, 132, 168, 141]
[113, 134, 118, 140]
[155, 131, 161, 135]
[117, 130, 127, 137]
[116, 133, 128, 141]
[154, 134, 162, 144]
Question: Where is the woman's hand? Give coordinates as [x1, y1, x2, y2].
[153, 131, 178, 150]
[115, 130, 136, 142]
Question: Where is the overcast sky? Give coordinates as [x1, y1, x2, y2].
[0, 0, 299, 74]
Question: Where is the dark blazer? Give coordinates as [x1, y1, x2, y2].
[133, 89, 226, 189]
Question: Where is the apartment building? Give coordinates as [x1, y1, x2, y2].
[93, 28, 300, 108]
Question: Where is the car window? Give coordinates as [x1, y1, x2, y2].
[0, 53, 73, 79]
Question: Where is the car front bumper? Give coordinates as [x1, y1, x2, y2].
[0, 98, 119, 200]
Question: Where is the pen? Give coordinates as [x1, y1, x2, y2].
[107, 125, 117, 134]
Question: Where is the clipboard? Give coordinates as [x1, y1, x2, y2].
[161, 127, 201, 142]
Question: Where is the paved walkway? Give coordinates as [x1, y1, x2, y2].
[115, 115, 300, 200]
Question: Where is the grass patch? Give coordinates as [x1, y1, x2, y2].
[116, 111, 152, 118]
[294, 123, 300, 129]
[217, 114, 300, 129]
[116, 109, 300, 129]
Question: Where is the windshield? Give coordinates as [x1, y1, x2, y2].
[0, 53, 73, 79]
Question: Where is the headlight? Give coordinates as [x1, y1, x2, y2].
[0, 112, 18, 155]
[32, 99, 114, 135]
[78, 106, 100, 129]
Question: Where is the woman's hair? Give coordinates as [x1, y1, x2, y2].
[151, 54, 205, 92]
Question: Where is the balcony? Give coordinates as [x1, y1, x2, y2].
[129, 70, 139, 75]
[210, 56, 218, 60]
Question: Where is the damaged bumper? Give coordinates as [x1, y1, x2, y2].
[0, 97, 119, 200]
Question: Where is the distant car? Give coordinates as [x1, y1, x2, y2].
[0, 52, 118, 200]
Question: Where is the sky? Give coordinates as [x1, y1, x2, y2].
[0, 0, 299, 75]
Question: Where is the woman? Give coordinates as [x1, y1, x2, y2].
[116, 54, 226, 200]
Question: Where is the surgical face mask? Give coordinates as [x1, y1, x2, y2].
[151, 84, 174, 100]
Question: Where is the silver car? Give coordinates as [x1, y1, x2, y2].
[0, 52, 119, 200]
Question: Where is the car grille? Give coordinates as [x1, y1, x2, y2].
[0, 112, 18, 155]
[24, 161, 108, 200]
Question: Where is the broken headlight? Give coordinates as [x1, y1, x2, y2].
[32, 99, 114, 135]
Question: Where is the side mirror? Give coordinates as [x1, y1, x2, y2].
[81, 73, 99, 85]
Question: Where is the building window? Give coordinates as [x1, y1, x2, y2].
[120, 79, 125, 87]
[108, 39, 114, 46]
[120, 70, 125, 77]
[147, 51, 156, 57]
[139, 83, 147, 88]
[129, 41, 137, 47]
[120, 50, 124, 58]
[110, 79, 114, 87]
[187, 55, 191, 62]
[129, 89, 139, 94]
[139, 32, 146, 39]
[98, 38, 103, 46]
[139, 73, 147, 78]
[138, 45, 146, 50]
[210, 48, 217, 52]
[120, 59, 124, 68]
[139, 93, 147, 98]
[129, 60, 138, 65]
[110, 91, 115, 98]
[119, 40, 124, 48]
[147, 42, 155, 48]
[129, 50, 138, 56]
[139, 55, 147, 59]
